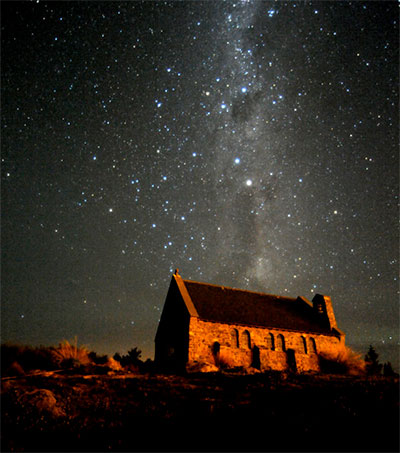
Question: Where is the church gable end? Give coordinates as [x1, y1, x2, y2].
[154, 274, 192, 370]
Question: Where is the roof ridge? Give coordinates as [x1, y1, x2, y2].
[182, 278, 297, 301]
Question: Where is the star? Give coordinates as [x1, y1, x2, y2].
[0, 0, 397, 370]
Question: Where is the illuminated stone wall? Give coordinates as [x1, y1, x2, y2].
[187, 317, 343, 372]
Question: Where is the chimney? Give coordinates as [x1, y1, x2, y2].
[312, 294, 338, 330]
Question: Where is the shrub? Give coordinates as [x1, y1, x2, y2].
[1, 344, 56, 375]
[383, 362, 397, 377]
[113, 347, 143, 370]
[364, 345, 383, 375]
[318, 344, 366, 375]
[1, 344, 24, 372]
[89, 351, 109, 365]
[6, 361, 25, 376]
[214, 349, 236, 370]
[106, 357, 123, 371]
[51, 337, 91, 369]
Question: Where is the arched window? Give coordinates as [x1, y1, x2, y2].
[266, 333, 275, 350]
[276, 334, 286, 351]
[241, 330, 251, 349]
[231, 329, 239, 348]
[300, 336, 308, 354]
[309, 337, 317, 353]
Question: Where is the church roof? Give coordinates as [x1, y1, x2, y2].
[181, 277, 334, 335]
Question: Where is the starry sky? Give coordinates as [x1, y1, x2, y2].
[1, 1, 398, 366]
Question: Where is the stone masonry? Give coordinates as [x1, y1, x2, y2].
[155, 271, 345, 373]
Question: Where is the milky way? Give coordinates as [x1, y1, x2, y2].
[1, 1, 398, 365]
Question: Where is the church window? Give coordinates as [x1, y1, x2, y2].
[300, 336, 308, 354]
[276, 334, 286, 351]
[231, 329, 239, 348]
[309, 337, 317, 353]
[266, 333, 275, 350]
[242, 330, 251, 349]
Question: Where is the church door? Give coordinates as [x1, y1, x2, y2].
[252, 345, 261, 369]
[286, 349, 297, 373]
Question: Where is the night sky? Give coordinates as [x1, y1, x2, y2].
[2, 1, 398, 366]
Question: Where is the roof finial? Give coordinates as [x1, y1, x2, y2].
[174, 268, 180, 275]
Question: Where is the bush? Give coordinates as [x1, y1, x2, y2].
[214, 349, 237, 370]
[383, 362, 397, 377]
[318, 345, 366, 375]
[5, 361, 25, 376]
[364, 345, 383, 375]
[1, 344, 56, 375]
[106, 357, 123, 371]
[89, 351, 109, 365]
[51, 337, 91, 369]
[113, 347, 143, 370]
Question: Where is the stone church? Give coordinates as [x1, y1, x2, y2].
[155, 270, 345, 373]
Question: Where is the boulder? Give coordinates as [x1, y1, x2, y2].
[18, 389, 65, 418]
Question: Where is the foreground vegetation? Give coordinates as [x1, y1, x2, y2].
[1, 340, 153, 377]
[1, 342, 398, 452]
[2, 370, 399, 452]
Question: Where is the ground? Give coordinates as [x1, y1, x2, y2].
[1, 370, 399, 452]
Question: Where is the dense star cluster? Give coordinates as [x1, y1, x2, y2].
[1, 1, 398, 363]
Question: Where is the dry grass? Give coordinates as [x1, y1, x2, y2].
[3, 371, 398, 452]
[214, 350, 237, 369]
[51, 337, 91, 368]
[319, 344, 366, 375]
[106, 356, 123, 371]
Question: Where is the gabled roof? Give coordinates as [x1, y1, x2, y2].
[176, 274, 334, 335]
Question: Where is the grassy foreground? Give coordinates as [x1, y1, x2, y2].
[1, 370, 399, 452]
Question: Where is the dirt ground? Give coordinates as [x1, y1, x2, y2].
[1, 371, 399, 452]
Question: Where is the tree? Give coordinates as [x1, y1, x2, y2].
[113, 348, 142, 368]
[364, 345, 382, 375]
[383, 361, 396, 376]
[127, 347, 142, 365]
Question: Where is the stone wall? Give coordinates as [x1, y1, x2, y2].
[188, 317, 343, 372]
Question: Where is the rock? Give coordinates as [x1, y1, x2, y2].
[18, 389, 65, 418]
[6, 361, 25, 377]
[186, 361, 219, 373]
[245, 367, 261, 374]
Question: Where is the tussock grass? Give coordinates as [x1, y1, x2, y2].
[319, 344, 366, 375]
[51, 337, 91, 368]
[214, 350, 237, 369]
